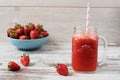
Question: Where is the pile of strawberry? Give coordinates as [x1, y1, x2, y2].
[7, 23, 49, 40]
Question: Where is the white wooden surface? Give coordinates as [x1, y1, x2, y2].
[0, 0, 120, 45]
[0, 42, 120, 80]
[0, 0, 120, 80]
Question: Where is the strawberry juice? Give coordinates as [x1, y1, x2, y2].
[72, 28, 98, 71]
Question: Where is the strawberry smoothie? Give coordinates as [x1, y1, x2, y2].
[72, 31, 98, 71]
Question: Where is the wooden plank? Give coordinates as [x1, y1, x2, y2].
[0, 0, 120, 7]
[0, 7, 120, 45]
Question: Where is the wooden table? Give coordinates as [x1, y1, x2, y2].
[0, 42, 120, 80]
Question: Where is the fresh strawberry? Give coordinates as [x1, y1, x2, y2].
[15, 27, 24, 36]
[30, 30, 38, 39]
[37, 34, 43, 38]
[9, 30, 18, 38]
[28, 23, 35, 30]
[56, 64, 69, 76]
[8, 61, 20, 71]
[7, 28, 16, 35]
[20, 54, 30, 66]
[19, 35, 29, 40]
[14, 23, 23, 29]
[40, 30, 49, 37]
[7, 23, 49, 39]
[35, 24, 43, 33]
[24, 26, 31, 36]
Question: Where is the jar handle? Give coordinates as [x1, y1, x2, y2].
[98, 36, 107, 66]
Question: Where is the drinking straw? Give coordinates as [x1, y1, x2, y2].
[86, 3, 90, 32]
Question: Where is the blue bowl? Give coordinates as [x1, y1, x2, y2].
[6, 36, 48, 50]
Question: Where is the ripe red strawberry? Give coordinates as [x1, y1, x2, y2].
[24, 26, 31, 36]
[7, 28, 16, 35]
[35, 24, 43, 33]
[30, 30, 38, 39]
[15, 27, 24, 36]
[56, 64, 69, 76]
[20, 54, 30, 66]
[9, 31, 18, 39]
[40, 31, 49, 37]
[14, 23, 23, 29]
[8, 61, 20, 71]
[28, 23, 35, 30]
[19, 35, 29, 40]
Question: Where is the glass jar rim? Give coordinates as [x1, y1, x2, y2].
[74, 26, 97, 33]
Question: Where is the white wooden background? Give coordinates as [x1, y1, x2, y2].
[0, 0, 120, 45]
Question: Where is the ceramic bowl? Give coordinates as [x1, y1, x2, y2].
[7, 36, 48, 50]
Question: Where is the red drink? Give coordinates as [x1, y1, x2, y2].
[72, 29, 98, 71]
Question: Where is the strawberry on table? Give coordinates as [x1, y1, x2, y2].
[56, 64, 69, 76]
[8, 61, 20, 71]
[20, 54, 30, 66]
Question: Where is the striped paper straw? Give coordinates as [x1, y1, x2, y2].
[86, 3, 90, 32]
